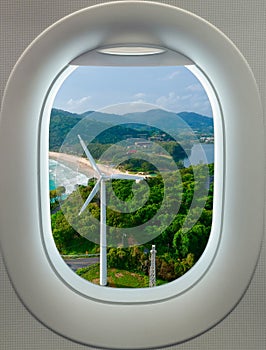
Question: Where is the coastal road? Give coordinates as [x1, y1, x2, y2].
[64, 257, 100, 272]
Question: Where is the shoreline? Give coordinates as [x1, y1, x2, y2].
[49, 151, 127, 178]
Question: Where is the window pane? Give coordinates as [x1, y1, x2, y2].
[49, 66, 214, 288]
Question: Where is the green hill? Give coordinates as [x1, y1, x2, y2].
[178, 111, 213, 134]
[49, 108, 213, 151]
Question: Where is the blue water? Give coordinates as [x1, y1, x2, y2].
[49, 160, 57, 190]
[49, 159, 88, 194]
[184, 143, 214, 167]
[49, 178, 56, 190]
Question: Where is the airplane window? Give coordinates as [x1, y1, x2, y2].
[49, 65, 215, 288]
[0, 2, 263, 348]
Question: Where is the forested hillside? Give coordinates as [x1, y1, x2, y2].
[49, 108, 213, 151]
[49, 108, 214, 286]
[51, 164, 213, 283]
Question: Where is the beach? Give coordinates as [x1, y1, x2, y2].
[49, 151, 126, 178]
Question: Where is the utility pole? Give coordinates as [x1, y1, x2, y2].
[149, 245, 157, 287]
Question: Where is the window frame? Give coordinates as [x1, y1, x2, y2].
[42, 62, 222, 302]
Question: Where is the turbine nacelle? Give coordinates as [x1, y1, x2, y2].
[78, 134, 144, 216]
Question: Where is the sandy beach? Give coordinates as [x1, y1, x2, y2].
[49, 151, 125, 178]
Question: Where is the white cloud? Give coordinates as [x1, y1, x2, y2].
[132, 92, 146, 99]
[155, 90, 212, 116]
[162, 71, 181, 80]
[102, 102, 156, 115]
[186, 84, 202, 92]
[126, 92, 149, 107]
[180, 94, 192, 101]
[156, 92, 181, 110]
[66, 96, 92, 113]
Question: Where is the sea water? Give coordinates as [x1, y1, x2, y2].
[184, 143, 214, 167]
[49, 159, 89, 194]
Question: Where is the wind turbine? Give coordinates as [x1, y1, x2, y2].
[77, 134, 144, 286]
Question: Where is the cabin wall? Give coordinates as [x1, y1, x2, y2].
[0, 1, 265, 349]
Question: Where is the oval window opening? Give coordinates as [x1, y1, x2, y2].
[48, 64, 215, 288]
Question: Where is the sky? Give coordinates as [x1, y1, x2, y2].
[53, 66, 213, 117]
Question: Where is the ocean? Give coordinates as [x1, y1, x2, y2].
[49, 159, 89, 193]
[184, 143, 214, 167]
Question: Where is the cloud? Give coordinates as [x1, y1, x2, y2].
[180, 94, 192, 101]
[132, 92, 146, 99]
[156, 92, 181, 109]
[161, 71, 181, 80]
[128, 92, 148, 106]
[66, 96, 92, 113]
[102, 102, 156, 115]
[186, 84, 202, 92]
[155, 91, 212, 117]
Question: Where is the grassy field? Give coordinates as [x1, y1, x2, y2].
[76, 263, 166, 288]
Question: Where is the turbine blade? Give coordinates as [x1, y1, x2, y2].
[78, 134, 101, 175]
[79, 179, 100, 215]
[109, 173, 144, 181]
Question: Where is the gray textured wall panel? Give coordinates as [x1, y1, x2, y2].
[1, 1, 265, 349]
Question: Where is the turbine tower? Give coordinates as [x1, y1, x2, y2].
[78, 134, 143, 286]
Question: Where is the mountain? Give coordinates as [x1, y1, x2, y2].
[77, 109, 189, 131]
[80, 110, 126, 125]
[79, 108, 213, 135]
[123, 109, 187, 131]
[49, 109, 82, 150]
[51, 108, 81, 119]
[50, 109, 113, 151]
[49, 108, 213, 151]
[178, 112, 213, 134]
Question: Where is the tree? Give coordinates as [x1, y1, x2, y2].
[56, 186, 66, 200]
[173, 224, 209, 260]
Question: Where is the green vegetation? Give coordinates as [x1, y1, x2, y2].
[49, 109, 82, 151]
[49, 108, 213, 154]
[50, 163, 214, 285]
[51, 210, 99, 255]
[76, 263, 166, 288]
[178, 112, 214, 136]
[49, 108, 214, 287]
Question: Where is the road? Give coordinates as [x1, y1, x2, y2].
[63, 257, 100, 272]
